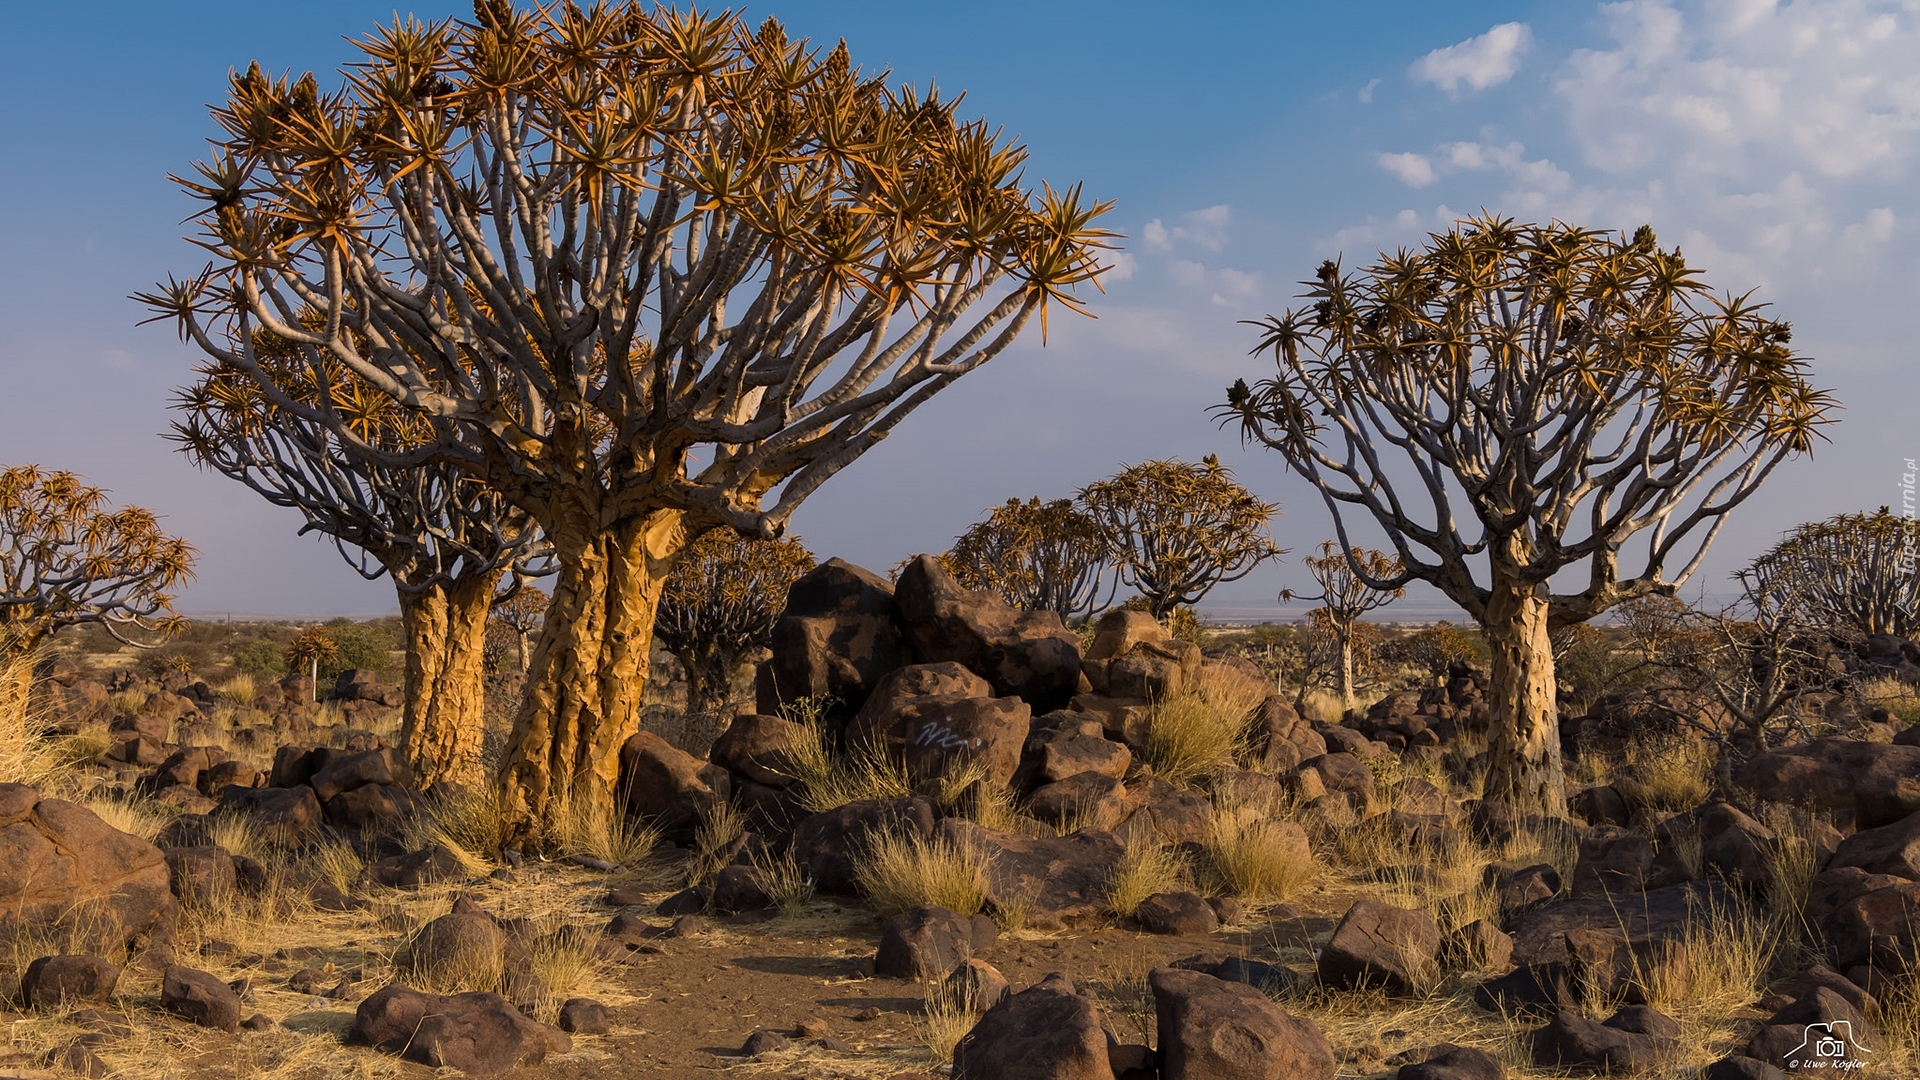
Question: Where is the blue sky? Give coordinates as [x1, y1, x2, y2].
[1, 1, 1914, 618]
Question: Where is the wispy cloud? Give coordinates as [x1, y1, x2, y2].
[1142, 204, 1233, 252]
[1376, 151, 1437, 187]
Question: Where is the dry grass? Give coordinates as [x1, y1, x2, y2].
[932, 759, 1020, 833]
[522, 918, 604, 1026]
[1143, 664, 1268, 786]
[1295, 687, 1347, 725]
[1875, 971, 1920, 1078]
[218, 672, 259, 706]
[781, 710, 916, 813]
[1640, 901, 1778, 1029]
[303, 836, 366, 896]
[106, 688, 153, 716]
[854, 830, 990, 917]
[554, 800, 663, 876]
[77, 789, 170, 842]
[1207, 815, 1315, 902]
[1104, 842, 1188, 919]
[401, 784, 510, 868]
[1623, 732, 1715, 811]
[917, 984, 985, 1067]
[749, 847, 814, 916]
[687, 800, 747, 887]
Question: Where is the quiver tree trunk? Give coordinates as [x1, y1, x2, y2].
[398, 567, 508, 790]
[0, 623, 46, 756]
[1483, 576, 1567, 816]
[677, 643, 734, 718]
[499, 510, 687, 848]
[1336, 632, 1357, 713]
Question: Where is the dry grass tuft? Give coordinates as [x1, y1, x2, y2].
[1144, 664, 1268, 787]
[749, 846, 814, 916]
[1623, 732, 1715, 811]
[402, 785, 510, 869]
[1207, 814, 1314, 901]
[77, 789, 169, 842]
[781, 708, 915, 813]
[855, 830, 990, 917]
[1104, 842, 1187, 919]
[303, 836, 366, 897]
[218, 672, 259, 707]
[523, 919, 604, 1025]
[1295, 687, 1347, 725]
[555, 800, 663, 876]
[687, 800, 747, 887]
[917, 984, 984, 1067]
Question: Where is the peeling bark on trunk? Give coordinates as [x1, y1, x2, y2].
[1483, 576, 1567, 817]
[0, 649, 35, 759]
[678, 644, 734, 719]
[1336, 632, 1357, 714]
[498, 509, 686, 848]
[398, 567, 506, 790]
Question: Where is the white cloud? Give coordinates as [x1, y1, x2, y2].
[1360, 77, 1382, 104]
[1377, 151, 1437, 187]
[1171, 260, 1206, 287]
[1143, 206, 1233, 253]
[1104, 251, 1138, 282]
[1410, 22, 1533, 95]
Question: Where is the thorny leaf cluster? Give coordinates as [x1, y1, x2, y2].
[139, 2, 1116, 540]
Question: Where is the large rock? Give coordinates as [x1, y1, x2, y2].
[1150, 967, 1335, 1080]
[1134, 891, 1218, 936]
[1398, 1044, 1505, 1080]
[1028, 772, 1132, 832]
[1534, 1006, 1678, 1072]
[0, 785, 175, 963]
[20, 954, 120, 1008]
[1828, 881, 1920, 971]
[1039, 733, 1132, 783]
[1084, 609, 1169, 661]
[162, 965, 241, 1031]
[875, 905, 981, 980]
[939, 819, 1125, 930]
[350, 983, 570, 1076]
[791, 797, 936, 895]
[164, 845, 237, 908]
[891, 694, 1032, 787]
[326, 782, 418, 832]
[1317, 899, 1441, 995]
[1253, 696, 1327, 773]
[617, 731, 730, 841]
[1572, 826, 1659, 897]
[1738, 738, 1920, 827]
[1084, 639, 1200, 701]
[409, 913, 508, 982]
[761, 559, 909, 717]
[709, 714, 805, 788]
[1828, 810, 1920, 880]
[895, 555, 1082, 711]
[1654, 802, 1775, 888]
[309, 746, 412, 802]
[214, 783, 323, 840]
[847, 662, 994, 746]
[953, 972, 1115, 1080]
[946, 958, 1012, 1012]
[1743, 986, 1879, 1067]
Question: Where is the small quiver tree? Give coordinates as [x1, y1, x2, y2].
[284, 626, 341, 702]
[944, 497, 1112, 622]
[653, 530, 813, 715]
[0, 466, 195, 745]
[171, 355, 548, 789]
[1222, 217, 1837, 815]
[490, 583, 550, 676]
[1286, 542, 1403, 711]
[142, 5, 1112, 843]
[1078, 456, 1280, 621]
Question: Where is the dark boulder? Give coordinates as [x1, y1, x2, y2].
[349, 983, 570, 1076]
[952, 972, 1115, 1080]
[1317, 899, 1442, 995]
[20, 954, 119, 1008]
[162, 965, 241, 1031]
[895, 555, 1083, 711]
[875, 905, 978, 980]
[791, 797, 936, 895]
[1151, 966, 1335, 1080]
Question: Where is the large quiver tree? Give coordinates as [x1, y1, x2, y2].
[142, 4, 1112, 843]
[1221, 217, 1836, 815]
[654, 529, 813, 714]
[1078, 456, 1280, 620]
[1748, 508, 1920, 639]
[0, 466, 195, 741]
[170, 355, 547, 788]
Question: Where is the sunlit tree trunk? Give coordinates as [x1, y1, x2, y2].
[1483, 571, 1566, 816]
[398, 566, 508, 790]
[1336, 631, 1357, 713]
[0, 633, 42, 761]
[498, 509, 687, 848]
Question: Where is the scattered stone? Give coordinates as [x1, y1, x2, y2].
[1487, 863, 1561, 915]
[876, 906, 977, 980]
[241, 1013, 276, 1031]
[559, 997, 610, 1035]
[1702, 1056, 1788, 1080]
[1829, 809, 1920, 880]
[710, 714, 804, 787]
[1446, 920, 1513, 972]
[1318, 899, 1442, 995]
[1134, 891, 1219, 936]
[792, 797, 936, 894]
[1028, 772, 1132, 831]
[741, 1028, 791, 1056]
[617, 732, 730, 841]
[43, 1041, 108, 1078]
[365, 844, 465, 888]
[1472, 962, 1579, 1017]
[895, 555, 1083, 710]
[946, 958, 1012, 1012]
[162, 965, 242, 1032]
[20, 955, 119, 1008]
[165, 845, 237, 908]
[1743, 986, 1879, 1066]
[350, 984, 570, 1076]
[939, 819, 1125, 929]
[1533, 1006, 1677, 1072]
[1828, 882, 1920, 971]
[952, 972, 1114, 1080]
[308, 747, 411, 802]
[1398, 1043, 1505, 1080]
[710, 866, 773, 915]
[215, 784, 323, 839]
[1151, 966, 1336, 1080]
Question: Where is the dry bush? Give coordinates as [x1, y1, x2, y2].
[854, 830, 989, 917]
[402, 785, 511, 868]
[524, 920, 604, 1026]
[1641, 901, 1779, 1043]
[1876, 971, 1920, 1078]
[932, 760, 1019, 833]
[301, 836, 365, 897]
[1104, 843, 1188, 919]
[749, 847, 813, 916]
[686, 801, 746, 887]
[1207, 815, 1314, 901]
[1295, 687, 1347, 725]
[218, 672, 258, 707]
[555, 801, 662, 876]
[207, 813, 265, 861]
[106, 688, 152, 716]
[76, 790, 168, 842]
[1623, 732, 1715, 811]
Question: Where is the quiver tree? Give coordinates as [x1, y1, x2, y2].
[944, 497, 1113, 621]
[1078, 456, 1280, 620]
[1286, 542, 1403, 710]
[284, 625, 340, 700]
[653, 529, 813, 714]
[0, 466, 195, 738]
[141, 5, 1112, 843]
[490, 583, 549, 675]
[171, 358, 548, 788]
[1747, 508, 1920, 639]
[1221, 216, 1836, 815]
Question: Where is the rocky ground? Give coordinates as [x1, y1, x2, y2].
[2, 555, 1918, 1079]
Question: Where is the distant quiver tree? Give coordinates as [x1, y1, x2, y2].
[171, 342, 548, 788]
[943, 497, 1112, 621]
[1747, 508, 1919, 639]
[140, 4, 1113, 843]
[0, 466, 195, 739]
[1221, 217, 1836, 815]
[1287, 542, 1403, 711]
[654, 530, 813, 714]
[1078, 456, 1280, 620]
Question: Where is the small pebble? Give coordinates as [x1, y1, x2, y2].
[853, 1006, 882, 1022]
[741, 1028, 791, 1056]
[241, 1013, 276, 1031]
[795, 1017, 832, 1038]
